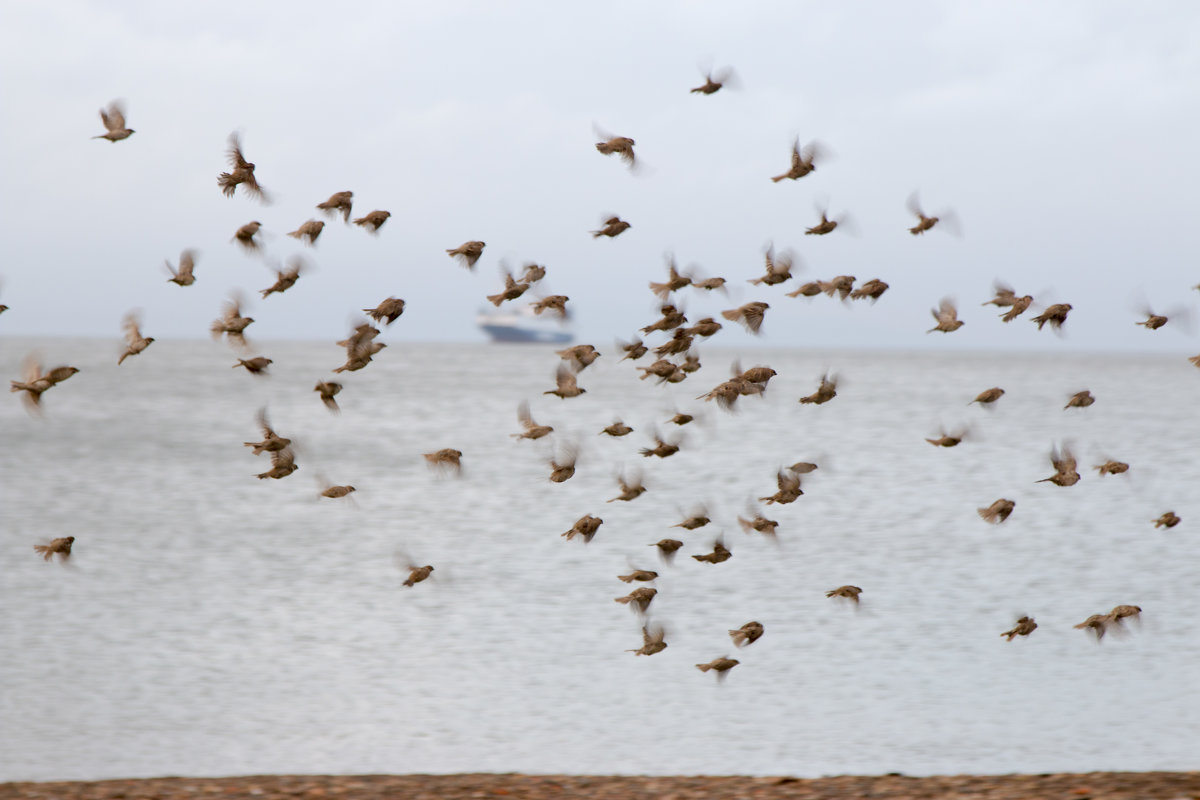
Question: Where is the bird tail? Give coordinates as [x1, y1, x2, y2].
[614, 595, 631, 604]
[696, 663, 713, 672]
[720, 309, 740, 322]
[486, 293, 505, 307]
[33, 544, 53, 560]
[770, 175, 785, 183]
[217, 173, 238, 196]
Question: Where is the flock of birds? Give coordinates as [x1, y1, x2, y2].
[12, 71, 1197, 678]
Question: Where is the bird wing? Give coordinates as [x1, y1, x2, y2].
[101, 102, 127, 132]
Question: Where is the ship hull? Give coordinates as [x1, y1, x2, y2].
[479, 324, 573, 344]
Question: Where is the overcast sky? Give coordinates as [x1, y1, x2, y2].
[2, 1, 1198, 353]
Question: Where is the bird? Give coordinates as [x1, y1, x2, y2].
[320, 483, 356, 499]
[556, 344, 600, 372]
[1153, 511, 1181, 529]
[641, 305, 687, 334]
[653, 329, 694, 358]
[1000, 295, 1034, 322]
[760, 469, 803, 505]
[512, 402, 553, 441]
[649, 256, 693, 297]
[1094, 460, 1129, 476]
[695, 657, 739, 677]
[600, 420, 633, 437]
[771, 139, 822, 182]
[798, 373, 838, 405]
[697, 377, 760, 410]
[402, 564, 434, 588]
[650, 539, 683, 562]
[983, 283, 1018, 308]
[925, 426, 969, 447]
[1032, 303, 1072, 330]
[260, 256, 306, 298]
[614, 586, 657, 613]
[685, 318, 722, 338]
[287, 219, 325, 246]
[314, 381, 341, 412]
[446, 241, 486, 269]
[165, 250, 198, 285]
[1074, 614, 1111, 640]
[562, 514, 603, 543]
[639, 433, 680, 459]
[217, 132, 269, 202]
[1001, 616, 1037, 641]
[721, 302, 769, 334]
[906, 193, 954, 235]
[487, 271, 531, 307]
[1064, 390, 1095, 410]
[617, 569, 658, 583]
[786, 281, 825, 299]
[353, 210, 391, 233]
[608, 471, 647, 503]
[692, 539, 732, 564]
[547, 446, 578, 483]
[1109, 605, 1142, 624]
[256, 446, 298, 480]
[594, 132, 636, 168]
[520, 263, 547, 284]
[362, 297, 406, 325]
[92, 101, 134, 142]
[690, 65, 736, 95]
[748, 245, 796, 286]
[692, 276, 728, 292]
[243, 409, 291, 455]
[672, 509, 711, 530]
[545, 365, 585, 398]
[591, 216, 631, 239]
[738, 512, 778, 538]
[11, 357, 79, 412]
[118, 312, 154, 365]
[627, 625, 668, 656]
[805, 208, 846, 236]
[971, 387, 1005, 405]
[1135, 309, 1170, 330]
[531, 295, 569, 318]
[789, 461, 820, 474]
[668, 412, 694, 426]
[1037, 444, 1080, 486]
[210, 297, 254, 349]
[729, 622, 764, 647]
[849, 279, 889, 302]
[228, 221, 263, 253]
[33, 536, 75, 562]
[424, 448, 463, 474]
[927, 298, 964, 333]
[315, 191, 353, 223]
[819, 275, 857, 301]
[977, 498, 1015, 524]
[825, 585, 863, 604]
[234, 357, 272, 375]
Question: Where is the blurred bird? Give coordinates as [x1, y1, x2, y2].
[1000, 295, 1034, 322]
[798, 373, 838, 405]
[977, 498, 1015, 524]
[692, 538, 732, 564]
[771, 139, 822, 182]
[786, 281, 825, 299]
[628, 624, 668, 656]
[1110, 605, 1142, 624]
[615, 586, 657, 612]
[562, 514, 603, 543]
[927, 298, 964, 333]
[971, 387, 1005, 405]
[642, 304, 687, 334]
[729, 622, 764, 647]
[353, 210, 391, 233]
[738, 512, 778, 537]
[256, 445, 298, 480]
[1001, 616, 1037, 641]
[697, 377, 759, 410]
[363, 297, 406, 325]
[1032, 303, 1072, 330]
[692, 276, 728, 292]
[320, 483, 356, 499]
[33, 536, 75, 562]
[210, 297, 254, 349]
[654, 328, 694, 358]
[594, 131, 636, 168]
[1135, 310, 1169, 330]
[165, 250, 198, 285]
[906, 193, 956, 235]
[608, 471, 647, 503]
[925, 426, 969, 447]
[749, 245, 796, 286]
[672, 509, 711, 530]
[557, 344, 600, 371]
[680, 352, 702, 373]
[819, 275, 856, 301]
[650, 256, 693, 298]
[600, 420, 633, 437]
[669, 412, 694, 426]
[1153, 511, 1181, 529]
[618, 569, 658, 583]
[850, 279, 889, 301]
[545, 364, 585, 398]
[1074, 614, 1111, 640]
[690, 65, 736, 95]
[316, 191, 353, 223]
[1037, 444, 1080, 486]
[721, 301, 769, 334]
[650, 538, 683, 563]
[618, 337, 648, 362]
[982, 283, 1018, 308]
[686, 318, 722, 338]
[287, 219, 325, 246]
[487, 271, 532, 307]
[231, 221, 262, 252]
[520, 263, 547, 284]
[244, 409, 290, 455]
[446, 241, 486, 269]
[531, 295, 569, 318]
[512, 402, 553, 441]
[548, 446, 578, 483]
[402, 564, 434, 588]
[424, 448, 463, 474]
[1064, 390, 1094, 410]
[217, 133, 269, 202]
[826, 585, 862, 604]
[640, 433, 680, 459]
[260, 256, 306, 298]
[118, 312, 154, 365]
[760, 469, 803, 505]
[805, 207, 847, 236]
[93, 100, 134, 142]
[790, 461, 820, 474]
[592, 216, 631, 239]
[695, 657, 739, 677]
[1094, 460, 1129, 476]
[314, 381, 341, 412]
[1189, 354, 1200, 369]
[234, 356, 272, 375]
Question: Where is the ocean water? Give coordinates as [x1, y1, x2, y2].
[2, 338, 1198, 781]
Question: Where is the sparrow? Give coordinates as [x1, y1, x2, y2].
[244, 408, 290, 455]
[544, 364, 585, 398]
[849, 279, 889, 301]
[759, 469, 802, 505]
[649, 256, 693, 298]
[256, 446, 298, 480]
[33, 536, 75, 562]
[363, 297, 406, 325]
[595, 133, 636, 168]
[618, 337, 648, 362]
[591, 216, 631, 238]
[721, 301, 769, 334]
[627, 624, 668, 656]
[669, 412, 694, 426]
[557, 344, 600, 371]
[403, 565, 434, 587]
[819, 275, 856, 300]
[982, 283, 1018, 308]
[786, 281, 825, 299]
[771, 138, 822, 182]
[650, 539, 683, 562]
[1109, 605, 1142, 623]
[971, 387, 1005, 405]
[1001, 616, 1037, 641]
[695, 657, 739, 677]
[352, 210, 391, 233]
[680, 352, 702, 373]
[320, 483, 356, 499]
[314, 381, 342, 412]
[1153, 511, 1181, 529]
[512, 401, 553, 440]
[690, 66, 735, 95]
[217, 132, 269, 202]
[1135, 310, 1169, 330]
[608, 472, 647, 502]
[925, 426, 968, 447]
[531, 295, 569, 318]
[685, 318, 722, 338]
[692, 539, 732, 564]
[520, 263, 547, 284]
[825, 585, 862, 604]
[729, 621, 764, 647]
[977, 498, 1015, 524]
[672, 509, 711, 530]
[287, 219, 325, 246]
[805, 209, 844, 236]
[260, 256, 306, 298]
[641, 305, 687, 334]
[927, 298, 964, 333]
[562, 514, 603, 543]
[548, 446, 578, 483]
[789, 461, 819, 474]
[798, 373, 837, 405]
[692, 276, 728, 291]
[654, 329, 694, 358]
[231, 221, 263, 252]
[424, 448, 463, 474]
[315, 191, 353, 223]
[614, 586, 657, 613]
[738, 513, 778, 537]
[1074, 614, 1111, 640]
[1094, 460, 1129, 476]
[210, 297, 254, 348]
[697, 377, 760, 410]
[1032, 303, 1072, 331]
[234, 356, 272, 375]
[618, 569, 658, 583]
[600, 420, 633, 437]
[1064, 390, 1094, 410]
[118, 312, 154, 364]
[487, 271, 531, 307]
[1037, 444, 1080, 487]
[748, 245, 795, 286]
[1000, 295, 1034, 322]
[92, 100, 134, 142]
[639, 434, 680, 459]
[166, 250, 198, 285]
[906, 193, 945, 235]
[446, 241, 486, 269]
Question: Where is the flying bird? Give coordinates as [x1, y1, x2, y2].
[748, 245, 796, 286]
[1001, 616, 1038, 641]
[33, 536, 75, 562]
[594, 129, 637, 168]
[446, 241, 486, 269]
[1037, 444, 1081, 486]
[165, 250, 198, 285]
[721, 302, 769, 334]
[260, 256, 306, 298]
[424, 448, 463, 474]
[1153, 511, 1181, 529]
[971, 387, 1005, 406]
[695, 657, 739, 678]
[591, 216, 631, 239]
[690, 65, 736, 95]
[287, 219, 325, 246]
[1094, 460, 1129, 476]
[402, 564, 435, 588]
[906, 193, 957, 235]
[210, 297, 254, 348]
[771, 138, 823, 182]
[562, 514, 603, 543]
[1064, 390, 1095, 410]
[314, 381, 341, 412]
[977, 498, 1015, 524]
[512, 401, 553, 441]
[352, 210, 391, 233]
[927, 298, 964, 333]
[692, 538, 732, 564]
[627, 624, 668, 656]
[1031, 303, 1072, 331]
[315, 191, 353, 223]
[729, 622, 764, 647]
[234, 356, 272, 375]
[759, 469, 803, 505]
[217, 132, 269, 202]
[117, 312, 154, 365]
[231, 221, 262, 252]
[614, 586, 657, 613]
[826, 585, 863, 604]
[849, 279, 889, 301]
[93, 101, 134, 142]
[545, 364, 585, 398]
[798, 373, 838, 405]
[362, 297, 406, 325]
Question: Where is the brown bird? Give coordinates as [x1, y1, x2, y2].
[557, 344, 600, 371]
[649, 256, 693, 298]
[8, 357, 70, 410]
[352, 210, 391, 233]
[697, 377, 760, 410]
[628, 624, 668, 656]
[695, 656, 739, 677]
[320, 483, 356, 499]
[595, 132, 636, 168]
[314, 381, 342, 412]
[520, 263, 547, 284]
[256, 445, 298, 480]
[424, 448, 463, 474]
[217, 132, 269, 202]
[512, 401, 553, 441]
[760, 468, 803, 505]
[1064, 390, 1094, 410]
[680, 352, 702, 373]
[403, 564, 434, 588]
[690, 65, 736, 95]
[316, 191, 353, 223]
[692, 276, 728, 292]
[826, 585, 862, 604]
[977, 498, 1015, 524]
[982, 283, 1018, 308]
[771, 138, 823, 182]
[798, 373, 838, 405]
[692, 538, 732, 564]
[669, 412, 694, 426]
[738, 513, 778, 538]
[230, 221, 262, 252]
[547, 446, 578, 483]
[608, 472, 647, 503]
[618, 569, 658, 583]
[805, 208, 846, 236]
[906, 193, 954, 235]
[927, 298, 964, 333]
[849, 279, 889, 301]
[617, 337, 648, 362]
[1189, 354, 1200, 369]
[1001, 616, 1038, 641]
[165, 250, 198, 285]
[654, 328, 694, 358]
[614, 586, 657, 613]
[260, 256, 306, 298]
[1032, 303, 1072, 331]
[749, 245, 796, 286]
[1136, 310, 1170, 330]
[600, 420, 633, 437]
[93, 100, 134, 142]
[210, 297, 254, 349]
[639, 433, 680, 459]
[1000, 295, 1034, 322]
[925, 426, 969, 447]
[971, 387, 1005, 405]
[363, 297, 406, 325]
[1094, 460, 1129, 476]
[819, 275, 857, 301]
[244, 408, 291, 455]
[234, 356, 272, 375]
[1074, 614, 1112, 640]
[786, 281, 825, 299]
[650, 538, 683, 562]
[488, 271, 532, 307]
[333, 323, 385, 373]
[721, 301, 769, 334]
[592, 215, 631, 239]
[641, 304, 687, 334]
[686, 318, 723, 338]
[1037, 444, 1081, 487]
[790, 461, 819, 474]
[729, 621, 764, 647]
[1110, 604, 1142, 624]
[672, 508, 711, 530]
[287, 219, 325, 246]
[446, 240, 486, 269]
[118, 312, 154, 365]
[545, 364, 586, 398]
[531, 295, 569, 318]
[33, 536, 75, 562]
[563, 514, 603, 543]
[1153, 511, 1181, 529]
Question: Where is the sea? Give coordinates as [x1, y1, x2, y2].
[2, 338, 1198, 782]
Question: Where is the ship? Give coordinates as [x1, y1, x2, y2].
[477, 304, 574, 344]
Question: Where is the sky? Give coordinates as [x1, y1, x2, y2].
[2, 1, 1199, 353]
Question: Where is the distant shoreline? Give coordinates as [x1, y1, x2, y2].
[3, 771, 1197, 800]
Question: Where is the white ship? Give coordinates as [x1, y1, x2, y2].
[476, 305, 573, 344]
